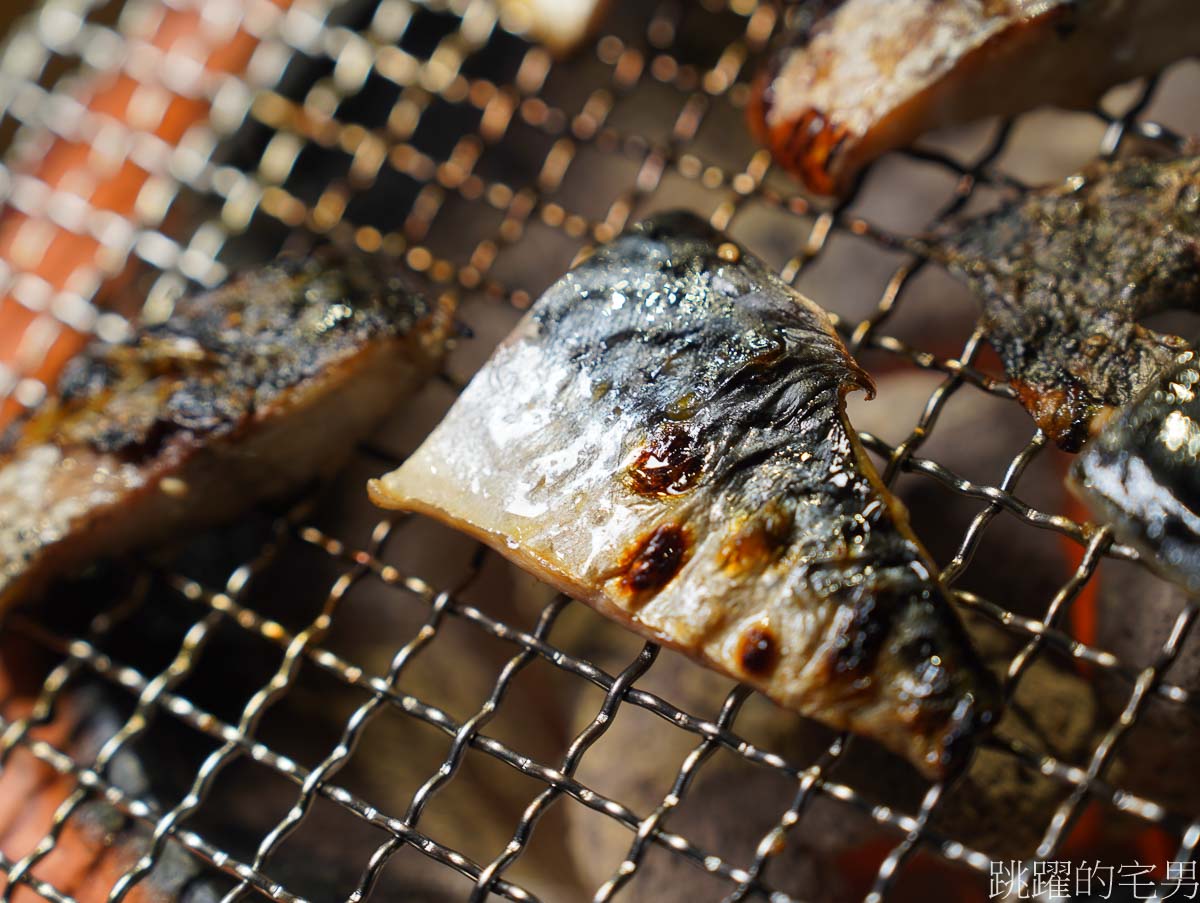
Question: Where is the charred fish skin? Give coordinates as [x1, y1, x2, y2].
[0, 250, 453, 609]
[931, 154, 1200, 451]
[370, 211, 999, 778]
[750, 0, 1200, 197]
[1072, 350, 1200, 593]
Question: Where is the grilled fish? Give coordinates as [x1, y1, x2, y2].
[750, 0, 1200, 196]
[0, 251, 453, 609]
[369, 211, 1000, 777]
[1072, 349, 1200, 592]
[929, 154, 1200, 452]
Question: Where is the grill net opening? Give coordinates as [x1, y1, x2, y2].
[0, 1, 1197, 901]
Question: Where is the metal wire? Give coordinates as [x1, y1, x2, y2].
[0, 1, 1198, 901]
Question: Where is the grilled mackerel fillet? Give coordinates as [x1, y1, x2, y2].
[1072, 350, 1200, 592]
[929, 154, 1200, 451]
[370, 212, 999, 777]
[750, 0, 1200, 196]
[0, 251, 453, 609]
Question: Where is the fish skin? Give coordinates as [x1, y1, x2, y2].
[930, 154, 1200, 452]
[750, 0, 1200, 197]
[370, 211, 1000, 778]
[0, 250, 453, 610]
[1072, 349, 1200, 593]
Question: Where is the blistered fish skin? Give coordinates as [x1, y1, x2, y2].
[0, 251, 453, 609]
[751, 0, 1200, 196]
[1072, 350, 1200, 592]
[370, 212, 999, 777]
[931, 154, 1200, 451]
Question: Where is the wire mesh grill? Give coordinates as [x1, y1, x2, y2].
[0, 1, 1198, 901]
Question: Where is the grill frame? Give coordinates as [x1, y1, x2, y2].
[0, 1, 1196, 901]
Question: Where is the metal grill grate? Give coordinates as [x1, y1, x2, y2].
[0, 1, 1198, 901]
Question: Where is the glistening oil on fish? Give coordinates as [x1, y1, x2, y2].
[370, 211, 1000, 778]
[1073, 350, 1200, 594]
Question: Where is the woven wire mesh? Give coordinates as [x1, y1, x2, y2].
[0, 0, 1197, 901]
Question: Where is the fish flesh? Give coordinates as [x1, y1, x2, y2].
[369, 211, 1000, 777]
[929, 154, 1200, 452]
[749, 0, 1200, 196]
[0, 250, 453, 609]
[1071, 349, 1200, 593]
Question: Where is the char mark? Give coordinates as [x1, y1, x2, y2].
[737, 623, 780, 677]
[774, 108, 850, 197]
[619, 524, 690, 602]
[1011, 375, 1098, 453]
[626, 425, 705, 497]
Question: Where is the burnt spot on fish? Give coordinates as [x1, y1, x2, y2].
[619, 524, 689, 601]
[718, 505, 794, 575]
[626, 425, 705, 497]
[738, 623, 780, 677]
[765, 107, 851, 197]
[746, 56, 848, 195]
[1012, 376, 1098, 453]
[1047, 1, 1082, 39]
